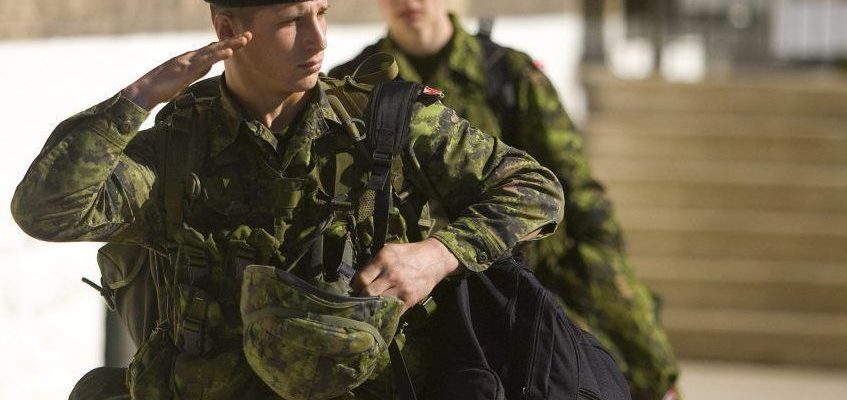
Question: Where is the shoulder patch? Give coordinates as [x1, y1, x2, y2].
[532, 60, 545, 70]
[420, 86, 444, 105]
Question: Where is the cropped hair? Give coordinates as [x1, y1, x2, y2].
[210, 4, 257, 27]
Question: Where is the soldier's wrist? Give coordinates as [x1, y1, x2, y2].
[121, 82, 157, 111]
[421, 237, 460, 278]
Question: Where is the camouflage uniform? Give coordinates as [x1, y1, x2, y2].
[330, 15, 679, 400]
[12, 74, 563, 399]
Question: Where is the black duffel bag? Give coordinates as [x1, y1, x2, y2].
[420, 257, 631, 400]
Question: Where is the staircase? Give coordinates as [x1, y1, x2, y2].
[582, 69, 847, 367]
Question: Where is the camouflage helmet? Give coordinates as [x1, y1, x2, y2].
[240, 265, 405, 400]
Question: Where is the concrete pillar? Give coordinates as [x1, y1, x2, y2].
[582, 0, 606, 63]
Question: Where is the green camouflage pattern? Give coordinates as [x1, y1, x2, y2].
[68, 367, 130, 400]
[240, 265, 404, 400]
[330, 15, 679, 400]
[11, 73, 563, 399]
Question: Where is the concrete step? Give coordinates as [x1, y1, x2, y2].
[625, 229, 847, 263]
[583, 69, 847, 368]
[614, 207, 847, 237]
[678, 360, 847, 400]
[635, 257, 847, 313]
[584, 72, 847, 117]
[585, 112, 847, 139]
[634, 257, 847, 287]
[584, 115, 847, 164]
[590, 157, 847, 188]
[600, 181, 847, 214]
[616, 207, 847, 262]
[663, 307, 847, 367]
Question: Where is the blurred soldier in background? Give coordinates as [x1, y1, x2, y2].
[330, 1, 680, 398]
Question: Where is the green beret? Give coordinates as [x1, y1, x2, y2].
[205, 0, 305, 7]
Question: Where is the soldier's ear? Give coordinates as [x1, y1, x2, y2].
[213, 12, 238, 40]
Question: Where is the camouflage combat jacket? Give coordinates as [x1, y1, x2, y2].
[330, 15, 679, 400]
[11, 75, 563, 399]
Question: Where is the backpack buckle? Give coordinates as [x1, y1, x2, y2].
[368, 149, 393, 190]
[371, 149, 392, 166]
[175, 289, 214, 355]
[179, 315, 211, 355]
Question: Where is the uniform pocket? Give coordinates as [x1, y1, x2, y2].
[171, 348, 249, 400]
[97, 243, 160, 346]
[127, 329, 175, 400]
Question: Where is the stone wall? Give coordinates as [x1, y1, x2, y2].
[0, 0, 576, 40]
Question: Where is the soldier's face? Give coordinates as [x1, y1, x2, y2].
[377, 0, 445, 30]
[229, 0, 328, 93]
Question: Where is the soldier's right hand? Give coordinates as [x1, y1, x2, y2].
[122, 32, 252, 111]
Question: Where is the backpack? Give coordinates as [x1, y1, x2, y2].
[422, 256, 631, 400]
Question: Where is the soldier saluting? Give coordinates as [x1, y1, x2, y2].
[11, 0, 563, 399]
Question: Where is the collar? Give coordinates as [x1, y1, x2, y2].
[378, 13, 487, 88]
[208, 74, 245, 158]
[207, 75, 341, 158]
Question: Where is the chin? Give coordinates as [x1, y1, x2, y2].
[291, 73, 320, 92]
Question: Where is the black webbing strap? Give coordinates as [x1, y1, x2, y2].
[162, 93, 206, 239]
[389, 340, 417, 400]
[476, 31, 518, 137]
[364, 80, 423, 400]
[365, 80, 423, 256]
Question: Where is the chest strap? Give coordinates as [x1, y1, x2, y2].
[360, 81, 423, 255]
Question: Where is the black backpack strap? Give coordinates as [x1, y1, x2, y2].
[389, 340, 418, 400]
[162, 94, 206, 239]
[155, 83, 214, 355]
[476, 33, 518, 136]
[157, 79, 218, 240]
[361, 80, 423, 400]
[477, 16, 495, 41]
[363, 80, 423, 255]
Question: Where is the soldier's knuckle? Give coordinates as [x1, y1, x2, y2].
[178, 57, 195, 70]
[397, 280, 411, 292]
[376, 254, 393, 266]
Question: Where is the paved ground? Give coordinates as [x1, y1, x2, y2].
[679, 360, 847, 400]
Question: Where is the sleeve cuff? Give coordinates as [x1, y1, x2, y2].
[91, 92, 150, 147]
[430, 219, 507, 273]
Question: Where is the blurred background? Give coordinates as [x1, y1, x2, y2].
[1, 0, 845, 398]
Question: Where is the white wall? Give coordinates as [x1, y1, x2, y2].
[772, 0, 847, 60]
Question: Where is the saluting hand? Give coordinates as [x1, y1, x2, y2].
[352, 238, 460, 312]
[122, 32, 252, 111]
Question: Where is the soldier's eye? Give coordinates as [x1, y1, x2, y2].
[279, 17, 298, 26]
